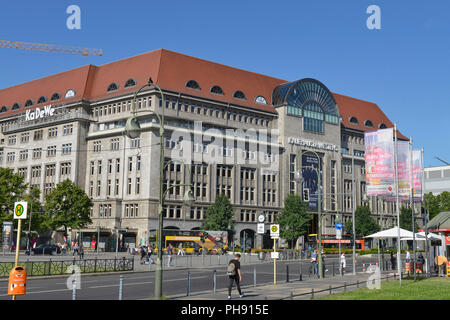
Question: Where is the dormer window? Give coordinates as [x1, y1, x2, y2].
[255, 96, 267, 105]
[12, 103, 21, 110]
[51, 93, 61, 101]
[210, 85, 224, 95]
[364, 120, 374, 128]
[25, 99, 34, 108]
[379, 123, 387, 129]
[37, 96, 47, 104]
[107, 82, 119, 92]
[233, 90, 246, 100]
[186, 80, 201, 90]
[124, 79, 137, 88]
[0, 106, 9, 113]
[65, 89, 76, 99]
[349, 116, 359, 124]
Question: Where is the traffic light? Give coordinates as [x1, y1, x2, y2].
[199, 232, 205, 243]
[303, 188, 310, 202]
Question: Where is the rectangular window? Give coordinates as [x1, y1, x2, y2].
[97, 180, 101, 196]
[63, 124, 73, 136]
[136, 177, 140, 195]
[128, 178, 132, 195]
[62, 143, 72, 155]
[32, 148, 42, 159]
[47, 145, 57, 157]
[33, 130, 43, 141]
[98, 160, 102, 175]
[48, 127, 58, 138]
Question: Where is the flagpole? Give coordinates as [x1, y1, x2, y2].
[409, 137, 416, 281]
[394, 123, 402, 285]
[421, 148, 429, 277]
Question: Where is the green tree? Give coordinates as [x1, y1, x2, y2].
[425, 191, 450, 221]
[344, 205, 380, 236]
[202, 194, 234, 235]
[275, 194, 312, 249]
[44, 179, 93, 236]
[400, 206, 420, 232]
[22, 187, 49, 235]
[0, 167, 28, 225]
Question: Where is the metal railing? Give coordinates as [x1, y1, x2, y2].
[0, 257, 134, 277]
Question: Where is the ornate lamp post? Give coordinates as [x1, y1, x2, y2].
[125, 77, 194, 300]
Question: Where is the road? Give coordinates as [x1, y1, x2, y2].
[0, 257, 381, 300]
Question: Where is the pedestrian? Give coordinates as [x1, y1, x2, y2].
[79, 245, 84, 259]
[340, 252, 346, 274]
[390, 251, 396, 270]
[147, 245, 154, 264]
[227, 253, 244, 299]
[140, 246, 146, 264]
[73, 242, 79, 257]
[167, 244, 173, 267]
[62, 242, 67, 255]
[178, 243, 185, 256]
[311, 250, 318, 277]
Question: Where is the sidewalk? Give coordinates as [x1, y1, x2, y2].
[174, 270, 396, 300]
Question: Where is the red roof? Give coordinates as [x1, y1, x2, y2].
[0, 48, 405, 138]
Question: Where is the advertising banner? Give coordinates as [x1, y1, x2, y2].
[396, 141, 411, 201]
[205, 231, 228, 247]
[302, 154, 322, 211]
[412, 149, 423, 202]
[364, 128, 395, 196]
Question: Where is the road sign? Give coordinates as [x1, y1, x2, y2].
[270, 224, 280, 239]
[271, 252, 279, 259]
[257, 223, 265, 234]
[335, 222, 343, 230]
[14, 202, 27, 220]
[336, 228, 342, 240]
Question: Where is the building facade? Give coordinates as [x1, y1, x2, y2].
[0, 49, 414, 249]
[424, 165, 450, 195]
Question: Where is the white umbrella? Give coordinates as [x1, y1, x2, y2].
[365, 227, 417, 239]
[402, 231, 441, 241]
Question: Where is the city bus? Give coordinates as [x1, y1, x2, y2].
[148, 229, 228, 254]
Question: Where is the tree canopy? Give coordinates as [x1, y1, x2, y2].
[202, 194, 234, 234]
[275, 194, 312, 249]
[425, 191, 450, 221]
[44, 179, 93, 236]
[0, 167, 28, 226]
[344, 205, 380, 236]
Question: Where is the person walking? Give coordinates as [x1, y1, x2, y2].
[147, 245, 154, 264]
[311, 250, 318, 277]
[340, 252, 346, 275]
[390, 251, 396, 270]
[167, 244, 174, 267]
[72, 242, 79, 257]
[178, 243, 185, 256]
[79, 245, 84, 259]
[140, 246, 146, 264]
[227, 253, 243, 299]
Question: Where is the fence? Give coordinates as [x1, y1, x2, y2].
[0, 257, 134, 277]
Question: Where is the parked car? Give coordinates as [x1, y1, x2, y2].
[27, 244, 61, 255]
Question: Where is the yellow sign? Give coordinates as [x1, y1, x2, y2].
[13, 202, 27, 220]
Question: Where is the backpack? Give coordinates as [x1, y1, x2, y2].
[227, 262, 236, 276]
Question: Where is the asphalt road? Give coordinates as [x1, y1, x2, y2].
[0, 257, 378, 300]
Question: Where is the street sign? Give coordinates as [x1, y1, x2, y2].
[270, 224, 280, 239]
[336, 228, 342, 240]
[335, 222, 343, 230]
[257, 223, 265, 234]
[13, 202, 27, 220]
[271, 252, 279, 259]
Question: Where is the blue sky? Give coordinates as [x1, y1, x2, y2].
[0, 1, 448, 167]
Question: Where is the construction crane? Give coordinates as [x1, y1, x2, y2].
[0, 39, 102, 56]
[434, 156, 450, 166]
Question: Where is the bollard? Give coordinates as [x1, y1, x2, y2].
[357, 280, 359, 288]
[187, 271, 191, 296]
[286, 265, 289, 283]
[299, 264, 302, 281]
[213, 270, 217, 293]
[329, 285, 332, 295]
[119, 275, 123, 300]
[72, 279, 77, 300]
[333, 262, 335, 277]
[290, 292, 294, 300]
[254, 267, 256, 287]
[344, 282, 347, 292]
[311, 288, 314, 299]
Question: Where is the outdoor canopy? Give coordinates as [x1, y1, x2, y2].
[364, 227, 426, 240]
[401, 231, 442, 241]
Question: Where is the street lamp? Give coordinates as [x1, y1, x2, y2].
[125, 77, 194, 300]
[294, 150, 323, 279]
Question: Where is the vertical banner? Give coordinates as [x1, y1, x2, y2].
[396, 141, 411, 201]
[302, 154, 322, 211]
[412, 149, 423, 202]
[364, 128, 395, 196]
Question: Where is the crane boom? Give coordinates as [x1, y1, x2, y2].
[0, 40, 102, 56]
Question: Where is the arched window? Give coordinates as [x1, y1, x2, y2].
[124, 79, 137, 88]
[349, 116, 359, 124]
[12, 103, 21, 110]
[303, 102, 324, 133]
[107, 83, 119, 92]
[210, 85, 224, 95]
[379, 123, 387, 129]
[364, 120, 374, 128]
[186, 80, 201, 90]
[37, 96, 47, 104]
[233, 90, 246, 100]
[65, 89, 76, 99]
[0, 106, 9, 113]
[25, 99, 34, 107]
[51, 93, 61, 101]
[255, 96, 267, 105]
